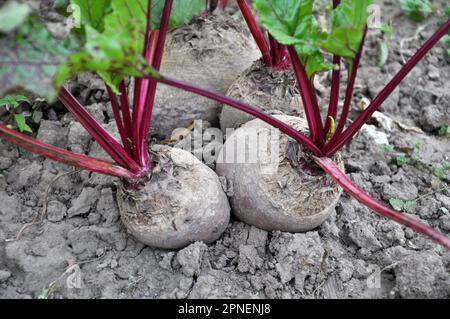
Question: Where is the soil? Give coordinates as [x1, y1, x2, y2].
[1, 1, 450, 299]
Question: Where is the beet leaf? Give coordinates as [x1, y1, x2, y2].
[254, 0, 336, 78]
[0, 15, 78, 102]
[71, 0, 112, 32]
[0, 0, 31, 33]
[320, 0, 372, 64]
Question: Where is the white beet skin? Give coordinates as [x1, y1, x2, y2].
[219, 60, 304, 133]
[117, 145, 230, 249]
[216, 115, 343, 232]
[151, 13, 261, 138]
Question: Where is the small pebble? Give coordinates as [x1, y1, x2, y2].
[110, 259, 118, 269]
[47, 200, 67, 222]
[94, 90, 103, 101]
[0, 270, 11, 282]
[427, 65, 440, 81]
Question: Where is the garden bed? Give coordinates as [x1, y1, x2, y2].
[0, 1, 449, 298]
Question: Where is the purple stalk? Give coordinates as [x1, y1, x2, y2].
[324, 55, 341, 134]
[141, 0, 154, 100]
[288, 46, 324, 145]
[237, 0, 273, 67]
[315, 156, 450, 249]
[143, 0, 153, 57]
[142, 32, 159, 101]
[131, 0, 154, 161]
[0, 124, 137, 179]
[58, 88, 141, 173]
[132, 77, 142, 137]
[325, 19, 450, 156]
[152, 74, 323, 155]
[118, 82, 132, 147]
[140, 0, 173, 167]
[132, 31, 160, 162]
[207, 0, 217, 12]
[324, 0, 342, 134]
[269, 34, 290, 69]
[325, 27, 367, 147]
[139, 16, 160, 109]
[106, 86, 131, 155]
[219, 0, 229, 10]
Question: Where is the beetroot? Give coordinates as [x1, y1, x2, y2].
[152, 13, 260, 137]
[117, 145, 230, 249]
[217, 115, 342, 232]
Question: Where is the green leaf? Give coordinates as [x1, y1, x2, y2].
[441, 35, 450, 46]
[71, 0, 112, 31]
[254, 0, 334, 77]
[0, 17, 78, 102]
[56, 24, 158, 93]
[254, 0, 315, 45]
[0, 95, 29, 108]
[441, 35, 450, 57]
[58, 0, 203, 92]
[400, 0, 432, 22]
[0, 96, 14, 107]
[320, 0, 373, 60]
[104, 0, 205, 39]
[396, 154, 408, 166]
[55, 0, 71, 9]
[389, 198, 405, 212]
[151, 0, 206, 30]
[14, 113, 33, 133]
[433, 165, 446, 180]
[12, 94, 30, 103]
[102, 0, 148, 60]
[0, 17, 79, 102]
[254, 0, 372, 77]
[382, 143, 394, 153]
[1, 0, 202, 100]
[299, 49, 338, 78]
[0, 1, 32, 33]
[438, 125, 450, 136]
[403, 201, 417, 214]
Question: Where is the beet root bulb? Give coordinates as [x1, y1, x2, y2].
[117, 145, 230, 249]
[216, 115, 343, 232]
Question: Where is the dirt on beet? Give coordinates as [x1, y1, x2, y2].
[219, 59, 304, 132]
[1, 2, 450, 299]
